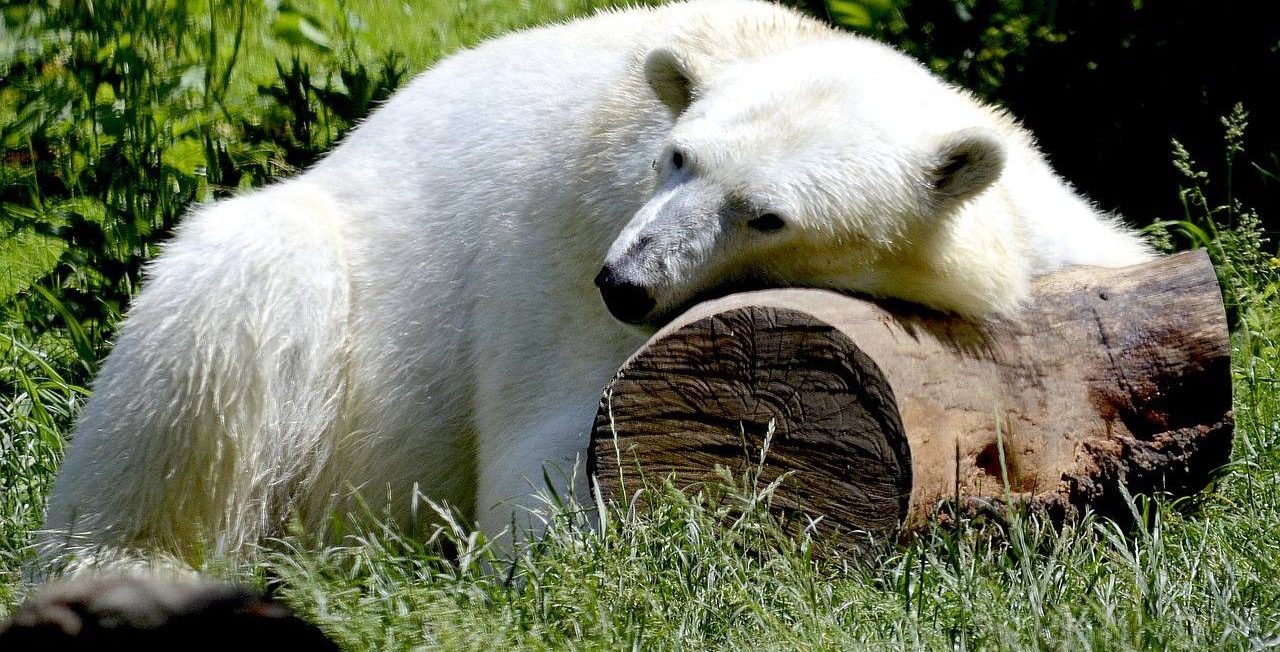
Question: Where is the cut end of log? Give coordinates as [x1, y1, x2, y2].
[589, 305, 913, 543]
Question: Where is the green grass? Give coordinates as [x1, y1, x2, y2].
[3, 1, 1280, 649]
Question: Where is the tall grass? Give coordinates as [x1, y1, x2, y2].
[0, 330, 86, 609]
[2, 2, 1279, 649]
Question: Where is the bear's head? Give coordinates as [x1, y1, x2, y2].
[596, 39, 1010, 327]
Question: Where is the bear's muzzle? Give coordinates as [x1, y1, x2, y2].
[595, 266, 656, 325]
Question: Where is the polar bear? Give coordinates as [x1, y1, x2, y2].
[42, 0, 1151, 563]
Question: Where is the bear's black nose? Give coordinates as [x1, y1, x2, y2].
[595, 266, 656, 325]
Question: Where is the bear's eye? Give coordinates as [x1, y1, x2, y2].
[671, 149, 685, 171]
[747, 213, 786, 233]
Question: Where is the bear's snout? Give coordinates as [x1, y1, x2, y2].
[595, 266, 656, 325]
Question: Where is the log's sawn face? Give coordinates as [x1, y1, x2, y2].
[589, 305, 914, 545]
[589, 250, 1233, 548]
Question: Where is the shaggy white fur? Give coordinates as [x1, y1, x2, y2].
[42, 0, 1151, 564]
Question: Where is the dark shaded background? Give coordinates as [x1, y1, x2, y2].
[796, 0, 1280, 232]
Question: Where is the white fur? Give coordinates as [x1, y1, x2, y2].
[42, 0, 1151, 563]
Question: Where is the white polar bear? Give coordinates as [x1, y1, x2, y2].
[42, 0, 1151, 563]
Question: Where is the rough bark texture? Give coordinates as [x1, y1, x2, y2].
[589, 250, 1233, 541]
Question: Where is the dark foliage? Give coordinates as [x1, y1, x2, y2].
[798, 0, 1280, 234]
[0, 1, 403, 382]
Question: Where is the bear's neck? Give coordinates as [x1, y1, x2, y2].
[995, 154, 1152, 271]
[873, 157, 1150, 318]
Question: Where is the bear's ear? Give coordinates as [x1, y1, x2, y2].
[644, 47, 699, 116]
[928, 128, 1006, 202]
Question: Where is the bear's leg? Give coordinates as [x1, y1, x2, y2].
[40, 183, 352, 568]
[473, 409, 595, 547]
[468, 307, 644, 547]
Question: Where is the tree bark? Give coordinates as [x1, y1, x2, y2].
[588, 250, 1233, 544]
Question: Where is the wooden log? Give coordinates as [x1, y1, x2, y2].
[0, 576, 339, 650]
[588, 250, 1233, 544]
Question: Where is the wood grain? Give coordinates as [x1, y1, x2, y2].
[590, 305, 913, 541]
